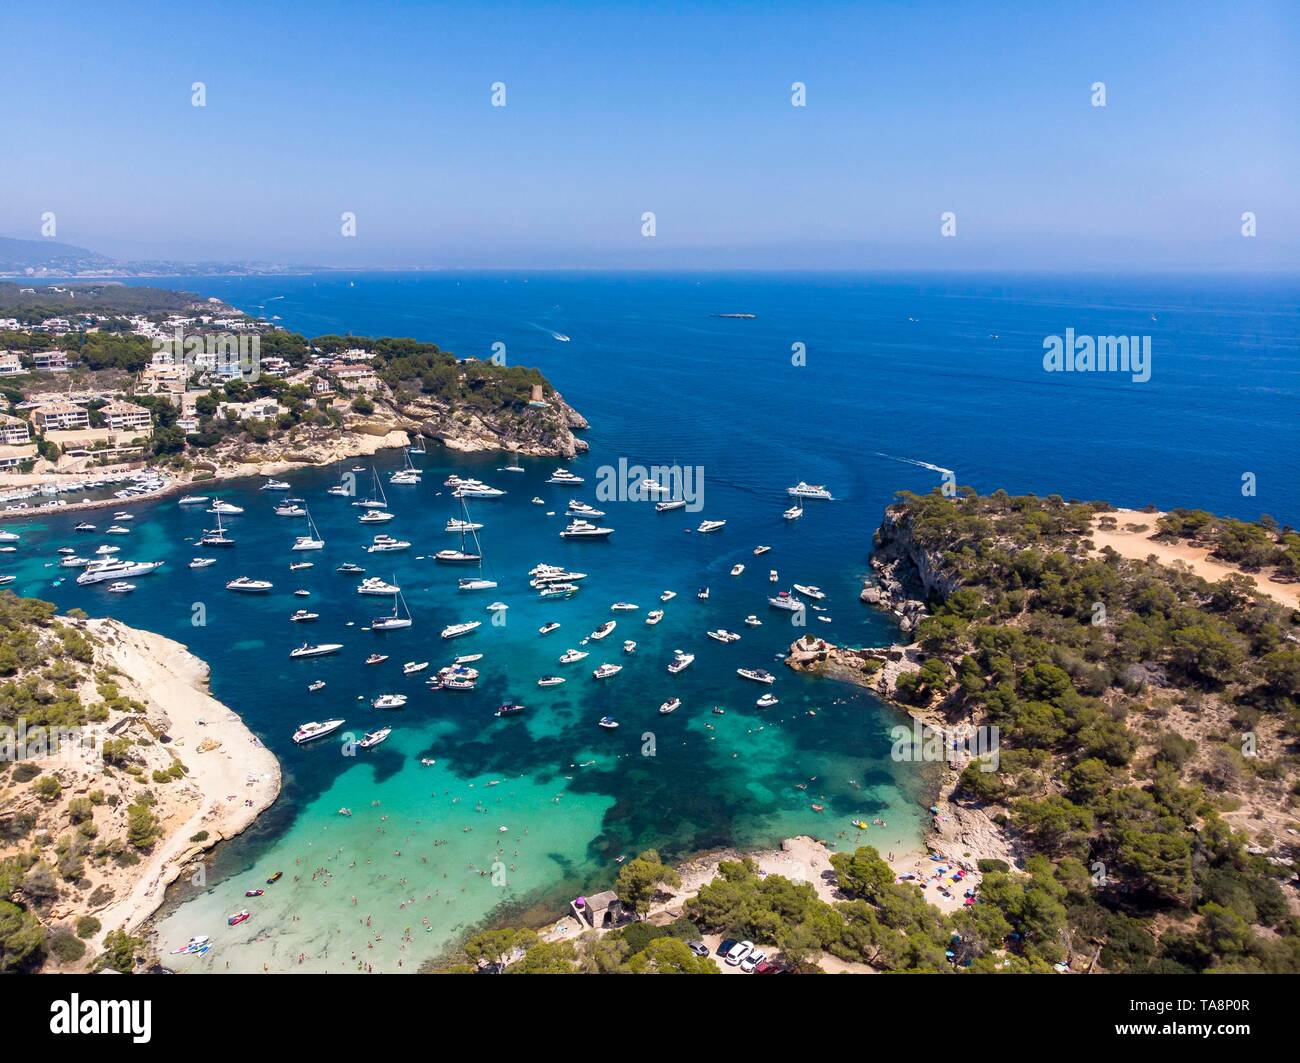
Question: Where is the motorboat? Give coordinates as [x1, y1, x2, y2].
[659, 698, 681, 715]
[783, 505, 803, 521]
[453, 654, 482, 665]
[372, 694, 407, 709]
[208, 500, 244, 515]
[769, 569, 779, 582]
[189, 557, 217, 569]
[289, 643, 342, 659]
[597, 716, 619, 729]
[611, 601, 638, 612]
[228, 910, 251, 926]
[559, 519, 613, 539]
[753, 545, 771, 556]
[654, 499, 686, 513]
[538, 622, 561, 635]
[105, 582, 135, 593]
[226, 576, 272, 593]
[547, 469, 584, 485]
[731, 564, 745, 576]
[660, 590, 676, 602]
[623, 640, 637, 653]
[293, 718, 345, 744]
[737, 667, 776, 684]
[366, 653, 388, 665]
[793, 584, 826, 600]
[274, 502, 306, 517]
[59, 555, 92, 567]
[76, 559, 164, 586]
[74, 521, 95, 531]
[707, 629, 741, 643]
[645, 610, 664, 625]
[440, 621, 481, 639]
[558, 648, 589, 664]
[105, 525, 130, 535]
[357, 577, 400, 595]
[744, 615, 761, 627]
[452, 481, 505, 499]
[367, 534, 411, 553]
[293, 589, 311, 597]
[459, 577, 498, 591]
[261, 479, 291, 491]
[446, 518, 484, 533]
[95, 545, 120, 555]
[757, 693, 779, 707]
[337, 562, 365, 574]
[667, 650, 694, 674]
[538, 583, 578, 599]
[531, 497, 545, 505]
[697, 520, 726, 533]
[291, 609, 318, 622]
[590, 620, 616, 640]
[788, 482, 833, 500]
[359, 727, 392, 749]
[768, 590, 805, 612]
[178, 495, 208, 506]
[537, 676, 565, 687]
[359, 510, 395, 524]
[494, 703, 526, 717]
[566, 501, 605, 517]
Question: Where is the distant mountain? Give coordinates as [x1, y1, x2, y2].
[0, 234, 318, 278]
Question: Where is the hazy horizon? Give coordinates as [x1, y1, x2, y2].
[3, 0, 1296, 271]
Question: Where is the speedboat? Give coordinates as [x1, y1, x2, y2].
[547, 469, 584, 485]
[359, 728, 392, 749]
[485, 601, 508, 612]
[440, 621, 481, 639]
[707, 629, 741, 643]
[645, 610, 664, 625]
[106, 582, 135, 593]
[597, 716, 619, 729]
[731, 564, 745, 576]
[537, 676, 565, 687]
[226, 576, 272, 592]
[366, 653, 388, 665]
[744, 615, 762, 627]
[372, 694, 407, 709]
[667, 650, 694, 674]
[74, 522, 95, 532]
[494, 703, 526, 717]
[768, 590, 805, 612]
[757, 693, 779, 707]
[590, 620, 616, 640]
[308, 680, 326, 692]
[453, 654, 482, 665]
[558, 648, 589, 664]
[538, 622, 561, 635]
[245, 888, 265, 898]
[611, 602, 638, 612]
[660, 590, 676, 602]
[289, 561, 313, 571]
[189, 557, 217, 569]
[737, 667, 775, 684]
[337, 562, 365, 574]
[788, 481, 833, 500]
[261, 479, 291, 491]
[403, 661, 429, 675]
[654, 499, 687, 513]
[359, 510, 395, 524]
[559, 519, 613, 539]
[696, 520, 726, 533]
[59, 555, 92, 568]
[659, 698, 681, 715]
[783, 505, 803, 521]
[753, 545, 771, 556]
[623, 640, 637, 653]
[289, 643, 342, 659]
[793, 584, 826, 600]
[696, 587, 710, 600]
[177, 495, 208, 506]
[357, 577, 400, 595]
[293, 718, 345, 744]
[105, 525, 130, 535]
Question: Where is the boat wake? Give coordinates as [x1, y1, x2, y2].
[529, 322, 570, 342]
[873, 452, 954, 477]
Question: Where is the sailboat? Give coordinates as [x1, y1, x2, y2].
[352, 467, 389, 509]
[390, 447, 421, 484]
[199, 511, 234, 547]
[435, 496, 483, 564]
[291, 508, 325, 551]
[371, 586, 413, 630]
[408, 435, 427, 457]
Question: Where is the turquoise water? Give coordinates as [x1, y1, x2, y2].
[6, 270, 1294, 971]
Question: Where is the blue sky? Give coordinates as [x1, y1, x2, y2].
[1, 0, 1296, 269]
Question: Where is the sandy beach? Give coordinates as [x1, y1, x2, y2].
[82, 619, 280, 946]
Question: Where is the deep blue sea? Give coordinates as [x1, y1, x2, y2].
[5, 271, 1296, 970]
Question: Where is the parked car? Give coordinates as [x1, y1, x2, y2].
[740, 949, 766, 973]
[687, 940, 709, 957]
[717, 938, 738, 957]
[725, 939, 753, 966]
[754, 960, 781, 974]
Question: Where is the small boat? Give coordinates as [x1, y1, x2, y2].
[402, 661, 428, 675]
[267, 871, 283, 884]
[538, 622, 561, 635]
[769, 569, 778, 582]
[485, 601, 508, 612]
[793, 584, 826, 600]
[731, 564, 745, 576]
[261, 479, 291, 491]
[737, 667, 775, 684]
[592, 663, 623, 679]
[170, 935, 210, 955]
[226, 576, 272, 593]
[74, 521, 95, 531]
[660, 590, 676, 602]
[289, 561, 313, 571]
[696, 587, 710, 600]
[623, 640, 637, 654]
[590, 620, 616, 640]
[293, 589, 310, 597]
[667, 650, 694, 674]
[697, 519, 726, 533]
[744, 615, 762, 627]
[811, 804, 824, 813]
[291, 609, 318, 622]
[597, 716, 619, 729]
[753, 545, 771, 556]
[707, 629, 740, 643]
[440, 621, 481, 639]
[357, 577, 400, 596]
[783, 505, 803, 521]
[768, 590, 805, 612]
[459, 577, 497, 591]
[359, 510, 395, 524]
[177, 495, 208, 506]
[245, 888, 265, 897]
[645, 610, 664, 625]
[208, 500, 244, 515]
[757, 693, 779, 707]
[712, 706, 726, 716]
[537, 675, 566, 687]
[659, 698, 681, 715]
[275, 503, 306, 517]
[365, 653, 388, 665]
[338, 807, 352, 816]
[655, 499, 687, 512]
[105, 525, 130, 535]
[610, 601, 638, 612]
[308, 680, 326, 692]
[290, 643, 343, 659]
[852, 819, 869, 830]
[531, 497, 545, 505]
[494, 703, 526, 717]
[359, 727, 392, 748]
[372, 694, 407, 709]
[104, 581, 135, 593]
[337, 562, 365, 574]
[558, 648, 589, 664]
[227, 910, 251, 926]
[453, 653, 483, 665]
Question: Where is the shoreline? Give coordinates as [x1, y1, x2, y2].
[80, 618, 281, 950]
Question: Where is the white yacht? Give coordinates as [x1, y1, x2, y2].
[744, 615, 762, 627]
[560, 519, 613, 539]
[782, 505, 803, 521]
[440, 620, 481, 639]
[372, 694, 407, 710]
[291, 509, 325, 551]
[261, 479, 292, 492]
[358, 510, 395, 524]
[359, 727, 392, 749]
[208, 500, 244, 515]
[189, 557, 217, 569]
[357, 577, 400, 596]
[659, 698, 681, 715]
[445, 518, 484, 533]
[792, 584, 826, 600]
[731, 564, 745, 576]
[105, 525, 130, 535]
[768, 590, 805, 612]
[293, 719, 345, 745]
[592, 662, 623, 679]
[547, 469, 584, 485]
[610, 602, 638, 612]
[756, 693, 779, 707]
[667, 650, 694, 674]
[274, 502, 306, 517]
[590, 620, 616, 640]
[326, 484, 351, 497]
[788, 482, 833, 500]
[178, 495, 208, 506]
[538, 622, 561, 635]
[453, 481, 505, 499]
[707, 629, 741, 643]
[74, 522, 96, 532]
[289, 642, 343, 659]
[645, 610, 664, 625]
[558, 648, 589, 664]
[226, 576, 272, 593]
[696, 520, 726, 534]
[371, 589, 413, 630]
[537, 675, 565, 687]
[738, 668, 776, 684]
[538, 583, 578, 599]
[290, 609, 318, 622]
[566, 501, 605, 517]
[105, 582, 135, 594]
[76, 559, 164, 586]
[459, 577, 498, 591]
[368, 535, 411, 553]
[59, 555, 92, 568]
[654, 499, 687, 512]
